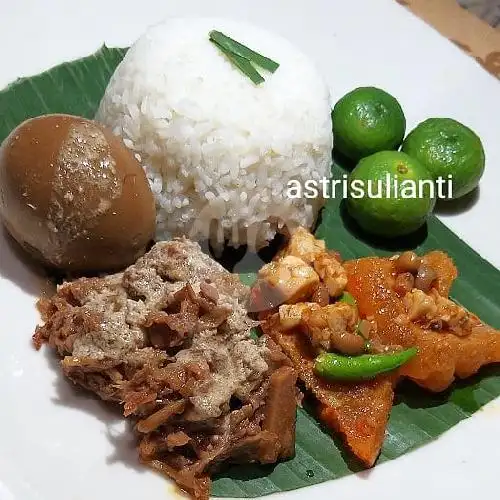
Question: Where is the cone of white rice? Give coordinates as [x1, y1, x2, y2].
[96, 17, 333, 249]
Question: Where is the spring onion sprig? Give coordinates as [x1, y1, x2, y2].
[209, 30, 280, 84]
[211, 39, 265, 85]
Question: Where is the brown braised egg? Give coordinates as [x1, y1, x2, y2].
[0, 114, 156, 273]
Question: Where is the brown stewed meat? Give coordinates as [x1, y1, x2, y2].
[33, 238, 298, 499]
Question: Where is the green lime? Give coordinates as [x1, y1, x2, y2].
[402, 118, 485, 199]
[347, 151, 436, 238]
[332, 87, 406, 161]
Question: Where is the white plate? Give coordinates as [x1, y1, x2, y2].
[1, 1, 499, 499]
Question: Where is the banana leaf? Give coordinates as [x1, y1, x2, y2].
[1, 46, 499, 498]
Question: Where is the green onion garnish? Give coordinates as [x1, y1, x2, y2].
[211, 39, 265, 85]
[210, 30, 280, 73]
[209, 30, 280, 84]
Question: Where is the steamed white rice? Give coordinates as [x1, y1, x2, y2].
[96, 17, 333, 249]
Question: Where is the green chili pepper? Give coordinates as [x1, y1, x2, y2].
[314, 347, 418, 381]
[339, 291, 357, 306]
